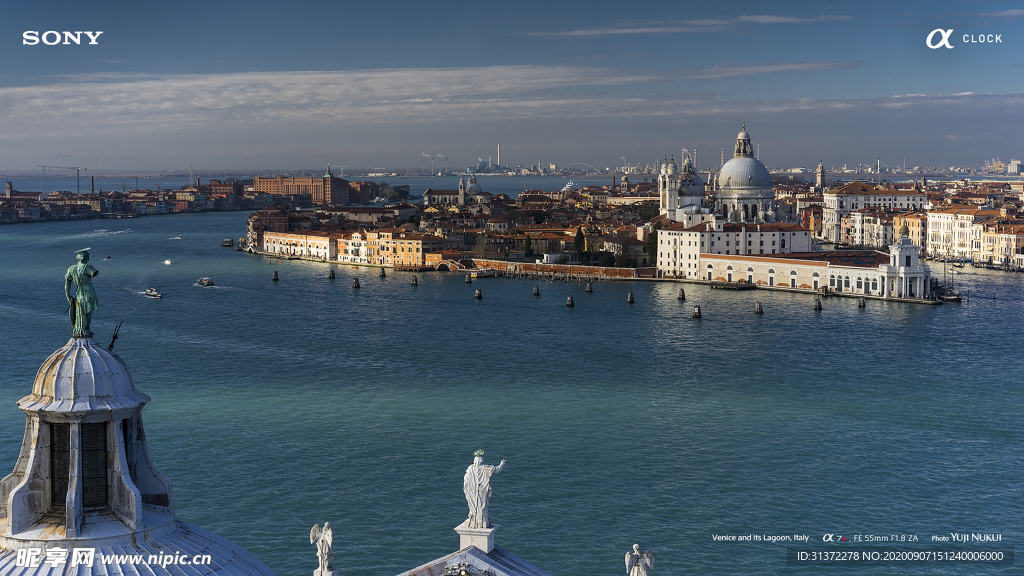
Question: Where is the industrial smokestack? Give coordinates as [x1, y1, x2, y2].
[498, 143, 501, 167]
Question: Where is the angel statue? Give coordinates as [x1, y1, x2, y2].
[310, 522, 335, 576]
[625, 544, 654, 576]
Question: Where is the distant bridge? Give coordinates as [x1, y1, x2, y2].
[557, 163, 603, 175]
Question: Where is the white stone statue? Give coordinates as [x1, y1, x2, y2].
[463, 449, 505, 529]
[625, 544, 654, 576]
[310, 522, 335, 576]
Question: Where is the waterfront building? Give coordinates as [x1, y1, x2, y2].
[365, 229, 446, 267]
[253, 166, 349, 205]
[263, 230, 336, 260]
[926, 206, 999, 259]
[976, 221, 1024, 265]
[337, 230, 369, 264]
[656, 220, 812, 278]
[822, 182, 926, 242]
[0, 326, 277, 574]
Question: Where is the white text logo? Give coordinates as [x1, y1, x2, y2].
[926, 28, 954, 49]
[23, 31, 103, 45]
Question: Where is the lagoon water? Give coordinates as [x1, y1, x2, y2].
[0, 212, 1021, 575]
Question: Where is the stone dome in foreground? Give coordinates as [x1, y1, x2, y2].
[0, 337, 278, 576]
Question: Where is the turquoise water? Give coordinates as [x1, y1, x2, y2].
[0, 213, 1021, 575]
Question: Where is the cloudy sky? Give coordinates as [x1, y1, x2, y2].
[1, 0, 1022, 172]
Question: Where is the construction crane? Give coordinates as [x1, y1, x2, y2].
[38, 165, 87, 195]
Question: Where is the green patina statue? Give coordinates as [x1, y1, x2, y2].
[65, 248, 99, 338]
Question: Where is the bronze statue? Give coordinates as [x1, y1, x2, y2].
[65, 248, 99, 338]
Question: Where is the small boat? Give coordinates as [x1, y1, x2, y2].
[164, 259, 172, 265]
[196, 277, 215, 287]
[222, 239, 233, 247]
[470, 269, 496, 279]
[145, 288, 163, 299]
[104, 256, 111, 260]
[173, 235, 183, 240]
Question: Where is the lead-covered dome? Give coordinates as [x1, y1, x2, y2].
[19, 337, 150, 414]
[718, 156, 771, 191]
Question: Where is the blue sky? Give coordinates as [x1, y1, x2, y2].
[1, 1, 1022, 172]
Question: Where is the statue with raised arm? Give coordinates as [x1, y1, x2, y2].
[65, 248, 99, 338]
[463, 449, 505, 529]
[625, 544, 654, 576]
[310, 522, 335, 576]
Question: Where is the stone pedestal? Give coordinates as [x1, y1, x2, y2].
[455, 521, 498, 554]
[314, 568, 337, 576]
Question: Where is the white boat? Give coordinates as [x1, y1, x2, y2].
[470, 269, 496, 278]
[164, 259, 172, 265]
[145, 288, 163, 299]
[196, 277, 215, 287]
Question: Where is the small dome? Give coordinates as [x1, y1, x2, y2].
[20, 338, 150, 413]
[667, 158, 677, 175]
[737, 130, 750, 141]
[718, 156, 771, 191]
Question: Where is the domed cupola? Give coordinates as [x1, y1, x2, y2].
[0, 251, 278, 576]
[21, 338, 150, 414]
[713, 124, 776, 223]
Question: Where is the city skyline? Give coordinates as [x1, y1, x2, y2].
[1, 1, 1022, 171]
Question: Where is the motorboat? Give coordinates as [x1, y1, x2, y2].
[196, 277, 215, 287]
[145, 288, 163, 299]
[222, 239, 233, 247]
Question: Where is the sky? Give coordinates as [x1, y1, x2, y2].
[0, 0, 1022, 172]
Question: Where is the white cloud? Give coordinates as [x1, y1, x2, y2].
[0, 64, 860, 137]
[532, 14, 852, 37]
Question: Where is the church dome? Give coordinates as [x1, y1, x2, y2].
[666, 158, 677, 175]
[466, 180, 482, 194]
[718, 156, 771, 191]
[737, 130, 750, 142]
[20, 337, 150, 414]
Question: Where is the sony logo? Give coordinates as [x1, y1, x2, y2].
[23, 31, 103, 45]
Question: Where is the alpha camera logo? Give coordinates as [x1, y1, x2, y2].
[22, 31, 103, 45]
[926, 28, 1003, 49]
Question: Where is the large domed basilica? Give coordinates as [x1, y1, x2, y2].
[714, 124, 775, 223]
[658, 125, 778, 225]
